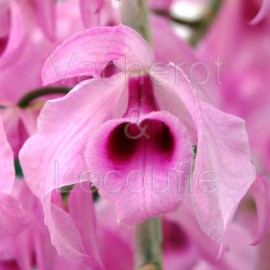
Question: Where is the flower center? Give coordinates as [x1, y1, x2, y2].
[123, 74, 159, 118]
[107, 75, 175, 162]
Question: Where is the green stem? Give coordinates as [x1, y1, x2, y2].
[153, 9, 201, 27]
[189, 0, 223, 46]
[121, 0, 151, 44]
[17, 87, 70, 108]
[135, 218, 162, 270]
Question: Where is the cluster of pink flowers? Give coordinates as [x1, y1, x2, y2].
[0, 0, 270, 269]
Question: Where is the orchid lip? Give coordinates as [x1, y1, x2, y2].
[85, 110, 192, 224]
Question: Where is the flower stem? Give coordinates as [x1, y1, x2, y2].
[17, 87, 70, 108]
[153, 9, 202, 27]
[135, 218, 163, 270]
[121, 0, 151, 44]
[189, 0, 223, 46]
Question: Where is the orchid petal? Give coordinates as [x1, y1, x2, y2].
[192, 101, 256, 241]
[165, 207, 223, 265]
[0, 0, 25, 67]
[10, 181, 91, 270]
[20, 76, 125, 261]
[85, 111, 192, 224]
[42, 25, 153, 85]
[250, 175, 270, 245]
[94, 200, 133, 270]
[20, 74, 125, 198]
[0, 193, 28, 236]
[80, 0, 104, 28]
[1, 108, 29, 157]
[193, 224, 257, 270]
[0, 23, 53, 105]
[0, 115, 14, 193]
[151, 15, 216, 103]
[250, 0, 270, 24]
[152, 66, 255, 241]
[97, 226, 133, 270]
[33, 0, 56, 41]
[68, 184, 101, 262]
[18, 108, 39, 137]
[43, 193, 103, 268]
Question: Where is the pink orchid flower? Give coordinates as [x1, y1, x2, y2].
[198, 0, 270, 174]
[63, 184, 132, 269]
[232, 175, 270, 246]
[0, 180, 98, 270]
[199, 0, 270, 112]
[164, 207, 260, 270]
[164, 174, 270, 268]
[0, 115, 28, 236]
[5, 181, 121, 269]
[247, 111, 270, 175]
[20, 26, 255, 261]
[0, 26, 52, 156]
[95, 198, 261, 270]
[0, 0, 57, 68]
[0, 0, 85, 156]
[250, 175, 270, 245]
